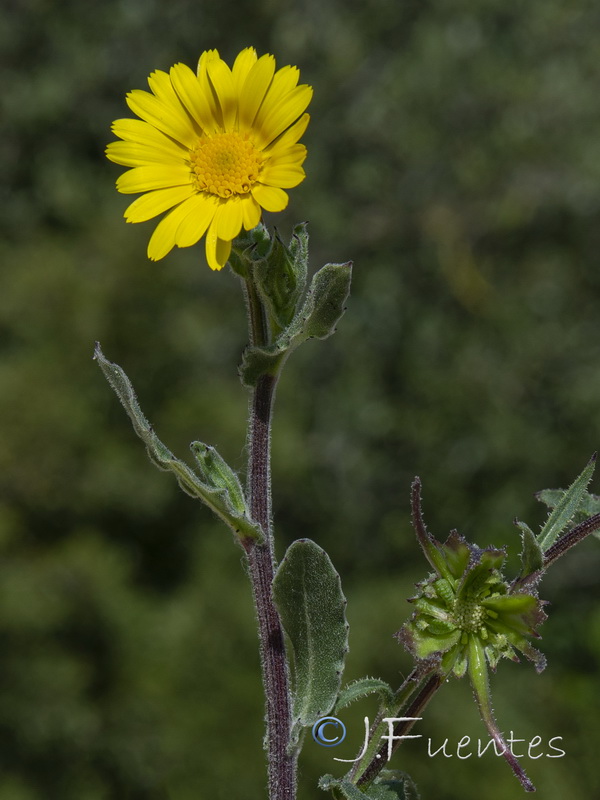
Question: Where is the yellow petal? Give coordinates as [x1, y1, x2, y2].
[264, 143, 307, 168]
[124, 185, 195, 223]
[197, 49, 220, 76]
[205, 224, 232, 271]
[106, 140, 185, 167]
[126, 90, 197, 148]
[170, 63, 219, 134]
[147, 70, 182, 108]
[238, 54, 275, 131]
[111, 118, 188, 156]
[147, 196, 204, 260]
[175, 193, 219, 246]
[206, 57, 237, 132]
[197, 50, 222, 127]
[147, 69, 200, 137]
[254, 84, 313, 149]
[264, 115, 310, 156]
[240, 194, 262, 230]
[253, 66, 299, 131]
[232, 47, 258, 96]
[116, 165, 192, 194]
[259, 163, 305, 189]
[251, 183, 289, 212]
[214, 197, 244, 241]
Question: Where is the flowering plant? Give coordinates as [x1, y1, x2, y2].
[98, 47, 600, 800]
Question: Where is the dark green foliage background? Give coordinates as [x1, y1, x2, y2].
[2, 0, 600, 797]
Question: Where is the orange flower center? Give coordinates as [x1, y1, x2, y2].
[190, 132, 263, 198]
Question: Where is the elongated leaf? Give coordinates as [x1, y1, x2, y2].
[94, 343, 262, 542]
[514, 520, 543, 579]
[537, 488, 600, 519]
[335, 678, 394, 713]
[273, 539, 349, 737]
[537, 455, 596, 552]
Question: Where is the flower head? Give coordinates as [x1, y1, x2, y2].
[398, 530, 547, 678]
[396, 478, 547, 792]
[106, 48, 312, 270]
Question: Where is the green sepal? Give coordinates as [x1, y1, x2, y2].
[468, 635, 536, 791]
[240, 261, 352, 387]
[536, 454, 596, 552]
[335, 677, 395, 713]
[455, 546, 505, 596]
[273, 539, 349, 741]
[439, 533, 471, 582]
[94, 343, 262, 543]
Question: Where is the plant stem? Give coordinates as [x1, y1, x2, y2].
[348, 667, 423, 783]
[543, 511, 600, 570]
[242, 272, 296, 800]
[356, 673, 445, 788]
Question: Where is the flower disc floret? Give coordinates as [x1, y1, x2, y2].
[190, 132, 263, 197]
[106, 48, 312, 270]
[453, 596, 486, 633]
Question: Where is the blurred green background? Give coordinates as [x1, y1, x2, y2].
[2, 0, 600, 798]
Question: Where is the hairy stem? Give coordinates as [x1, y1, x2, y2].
[242, 272, 296, 800]
[543, 512, 600, 570]
[356, 672, 445, 788]
[348, 667, 425, 783]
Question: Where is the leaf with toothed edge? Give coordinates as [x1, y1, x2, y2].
[273, 539, 349, 743]
[335, 677, 395, 713]
[318, 774, 420, 800]
[536, 454, 596, 553]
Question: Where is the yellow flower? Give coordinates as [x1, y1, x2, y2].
[106, 48, 312, 270]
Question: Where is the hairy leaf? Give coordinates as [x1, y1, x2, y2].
[273, 539, 349, 738]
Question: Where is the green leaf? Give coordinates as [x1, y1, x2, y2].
[229, 223, 272, 277]
[273, 539, 349, 738]
[254, 223, 309, 330]
[537, 455, 596, 552]
[190, 442, 246, 516]
[295, 261, 353, 340]
[240, 261, 352, 387]
[515, 520, 543, 578]
[375, 772, 421, 800]
[536, 488, 600, 519]
[318, 777, 366, 800]
[239, 343, 287, 386]
[318, 775, 419, 800]
[94, 343, 262, 543]
[335, 678, 395, 713]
